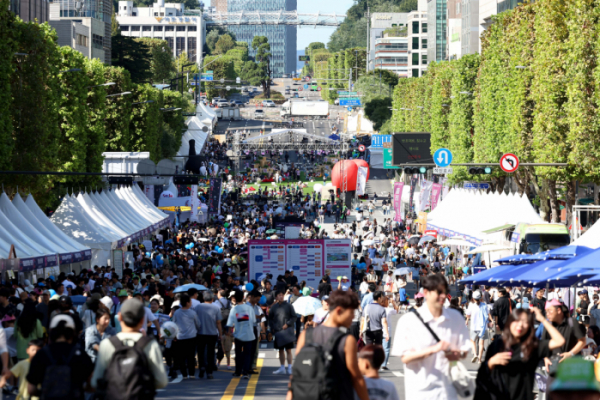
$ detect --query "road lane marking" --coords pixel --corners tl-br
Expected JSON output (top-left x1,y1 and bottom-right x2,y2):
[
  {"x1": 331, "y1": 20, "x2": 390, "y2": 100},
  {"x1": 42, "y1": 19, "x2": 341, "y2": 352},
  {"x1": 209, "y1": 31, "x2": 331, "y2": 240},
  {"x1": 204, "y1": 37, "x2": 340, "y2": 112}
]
[
  {"x1": 220, "y1": 374, "x2": 242, "y2": 400},
  {"x1": 242, "y1": 359, "x2": 264, "y2": 400},
  {"x1": 258, "y1": 353, "x2": 266, "y2": 358},
  {"x1": 392, "y1": 371, "x2": 404, "y2": 377}
]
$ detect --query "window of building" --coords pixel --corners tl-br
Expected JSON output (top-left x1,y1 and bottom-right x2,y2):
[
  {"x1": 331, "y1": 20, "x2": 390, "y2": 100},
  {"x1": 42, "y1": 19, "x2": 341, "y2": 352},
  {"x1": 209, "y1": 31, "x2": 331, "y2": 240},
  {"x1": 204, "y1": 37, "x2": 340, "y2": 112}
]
[
  {"x1": 154, "y1": 12, "x2": 158, "y2": 16},
  {"x1": 412, "y1": 37, "x2": 419, "y2": 49},
  {"x1": 76, "y1": 34, "x2": 87, "y2": 47},
  {"x1": 422, "y1": 23, "x2": 428, "y2": 33},
  {"x1": 142, "y1": 25, "x2": 151, "y2": 31},
  {"x1": 131, "y1": 26, "x2": 140, "y2": 31},
  {"x1": 165, "y1": 26, "x2": 174, "y2": 31},
  {"x1": 392, "y1": 23, "x2": 397, "y2": 27},
  {"x1": 166, "y1": 37, "x2": 173, "y2": 50},
  {"x1": 121, "y1": 25, "x2": 129, "y2": 31},
  {"x1": 412, "y1": 53, "x2": 419, "y2": 65},
  {"x1": 412, "y1": 21, "x2": 419, "y2": 34},
  {"x1": 422, "y1": 38, "x2": 427, "y2": 48},
  {"x1": 154, "y1": 26, "x2": 163, "y2": 31},
  {"x1": 412, "y1": 69, "x2": 419, "y2": 77},
  {"x1": 422, "y1": 54, "x2": 427, "y2": 64},
  {"x1": 188, "y1": 25, "x2": 196, "y2": 31},
  {"x1": 188, "y1": 37, "x2": 196, "y2": 61},
  {"x1": 176, "y1": 26, "x2": 186, "y2": 31},
  {"x1": 456, "y1": 2, "x2": 460, "y2": 13},
  {"x1": 176, "y1": 37, "x2": 185, "y2": 56},
  {"x1": 92, "y1": 34, "x2": 103, "y2": 49}
]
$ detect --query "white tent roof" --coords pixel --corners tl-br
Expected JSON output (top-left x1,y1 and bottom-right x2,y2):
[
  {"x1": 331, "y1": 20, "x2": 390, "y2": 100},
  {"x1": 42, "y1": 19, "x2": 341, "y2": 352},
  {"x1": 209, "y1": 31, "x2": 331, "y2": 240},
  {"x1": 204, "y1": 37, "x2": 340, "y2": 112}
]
[
  {"x1": 0, "y1": 193, "x2": 72, "y2": 255},
  {"x1": 105, "y1": 189, "x2": 152, "y2": 229},
  {"x1": 51, "y1": 195, "x2": 115, "y2": 251},
  {"x1": 129, "y1": 185, "x2": 169, "y2": 220},
  {"x1": 97, "y1": 191, "x2": 147, "y2": 232},
  {"x1": 426, "y1": 189, "x2": 543, "y2": 245},
  {"x1": 347, "y1": 111, "x2": 375, "y2": 134},
  {"x1": 118, "y1": 187, "x2": 162, "y2": 223},
  {"x1": 572, "y1": 221, "x2": 600, "y2": 249},
  {"x1": 178, "y1": 118, "x2": 209, "y2": 157},
  {"x1": 196, "y1": 102, "x2": 217, "y2": 124},
  {"x1": 88, "y1": 191, "x2": 141, "y2": 235},
  {"x1": 23, "y1": 194, "x2": 89, "y2": 253},
  {"x1": 76, "y1": 193, "x2": 128, "y2": 240},
  {"x1": 112, "y1": 189, "x2": 157, "y2": 226}
]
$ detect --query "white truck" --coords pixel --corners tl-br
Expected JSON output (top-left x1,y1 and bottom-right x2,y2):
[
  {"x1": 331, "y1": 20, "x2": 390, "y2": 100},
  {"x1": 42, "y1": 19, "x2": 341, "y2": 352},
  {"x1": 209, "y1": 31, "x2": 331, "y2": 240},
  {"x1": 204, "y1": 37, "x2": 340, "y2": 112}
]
[
  {"x1": 215, "y1": 107, "x2": 242, "y2": 121},
  {"x1": 280, "y1": 100, "x2": 329, "y2": 119}
]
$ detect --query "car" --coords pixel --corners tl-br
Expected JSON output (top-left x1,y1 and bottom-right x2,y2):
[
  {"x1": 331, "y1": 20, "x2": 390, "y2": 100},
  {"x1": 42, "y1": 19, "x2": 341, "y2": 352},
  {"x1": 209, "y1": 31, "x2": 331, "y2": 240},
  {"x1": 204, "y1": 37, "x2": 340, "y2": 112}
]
[
  {"x1": 254, "y1": 109, "x2": 265, "y2": 119},
  {"x1": 334, "y1": 99, "x2": 340, "y2": 105},
  {"x1": 231, "y1": 100, "x2": 244, "y2": 107},
  {"x1": 285, "y1": 90, "x2": 290, "y2": 95},
  {"x1": 216, "y1": 99, "x2": 229, "y2": 107},
  {"x1": 211, "y1": 97, "x2": 221, "y2": 105},
  {"x1": 262, "y1": 100, "x2": 276, "y2": 107}
]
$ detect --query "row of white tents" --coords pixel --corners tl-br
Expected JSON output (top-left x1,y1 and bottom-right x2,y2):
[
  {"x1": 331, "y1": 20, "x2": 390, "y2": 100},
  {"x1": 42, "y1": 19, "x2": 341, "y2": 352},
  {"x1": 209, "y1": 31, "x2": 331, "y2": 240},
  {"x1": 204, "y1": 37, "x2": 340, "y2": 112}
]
[{"x1": 51, "y1": 185, "x2": 170, "y2": 268}]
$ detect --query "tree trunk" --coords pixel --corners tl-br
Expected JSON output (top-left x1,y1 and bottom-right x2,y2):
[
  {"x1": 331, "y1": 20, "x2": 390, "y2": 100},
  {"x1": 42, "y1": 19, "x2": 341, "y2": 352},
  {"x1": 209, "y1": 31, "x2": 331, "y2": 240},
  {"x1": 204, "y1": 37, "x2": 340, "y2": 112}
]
[
  {"x1": 526, "y1": 168, "x2": 550, "y2": 221},
  {"x1": 547, "y1": 179, "x2": 560, "y2": 223},
  {"x1": 514, "y1": 169, "x2": 529, "y2": 196},
  {"x1": 492, "y1": 176, "x2": 506, "y2": 193},
  {"x1": 566, "y1": 180, "x2": 577, "y2": 228}
]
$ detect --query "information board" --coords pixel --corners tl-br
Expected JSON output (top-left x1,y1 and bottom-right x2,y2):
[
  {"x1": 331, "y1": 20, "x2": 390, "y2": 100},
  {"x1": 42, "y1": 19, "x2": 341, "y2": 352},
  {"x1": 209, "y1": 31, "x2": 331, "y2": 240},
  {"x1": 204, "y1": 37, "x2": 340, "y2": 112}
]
[
  {"x1": 340, "y1": 98, "x2": 362, "y2": 106},
  {"x1": 207, "y1": 178, "x2": 222, "y2": 214},
  {"x1": 248, "y1": 240, "x2": 287, "y2": 281},
  {"x1": 323, "y1": 239, "x2": 352, "y2": 286},
  {"x1": 392, "y1": 132, "x2": 431, "y2": 165},
  {"x1": 285, "y1": 240, "x2": 323, "y2": 290}
]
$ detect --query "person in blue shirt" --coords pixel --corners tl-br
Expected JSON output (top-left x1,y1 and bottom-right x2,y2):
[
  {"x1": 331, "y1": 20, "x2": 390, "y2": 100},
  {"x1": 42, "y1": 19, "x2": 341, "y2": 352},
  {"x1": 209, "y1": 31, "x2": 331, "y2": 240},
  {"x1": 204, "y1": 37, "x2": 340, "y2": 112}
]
[
  {"x1": 398, "y1": 282, "x2": 409, "y2": 312},
  {"x1": 361, "y1": 283, "x2": 376, "y2": 310}
]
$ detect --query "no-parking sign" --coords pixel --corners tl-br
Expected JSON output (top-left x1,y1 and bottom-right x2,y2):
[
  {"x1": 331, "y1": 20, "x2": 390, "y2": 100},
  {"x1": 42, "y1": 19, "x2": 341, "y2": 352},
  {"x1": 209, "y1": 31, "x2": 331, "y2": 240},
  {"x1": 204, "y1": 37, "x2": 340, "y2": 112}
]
[
  {"x1": 358, "y1": 144, "x2": 366, "y2": 152},
  {"x1": 499, "y1": 153, "x2": 519, "y2": 173}
]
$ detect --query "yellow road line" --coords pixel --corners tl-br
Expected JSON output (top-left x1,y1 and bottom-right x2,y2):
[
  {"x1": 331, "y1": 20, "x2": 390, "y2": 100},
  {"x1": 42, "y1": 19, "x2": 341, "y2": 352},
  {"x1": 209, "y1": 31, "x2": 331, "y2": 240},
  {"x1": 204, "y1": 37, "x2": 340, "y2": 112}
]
[
  {"x1": 242, "y1": 359, "x2": 264, "y2": 400},
  {"x1": 220, "y1": 375, "x2": 241, "y2": 400}
]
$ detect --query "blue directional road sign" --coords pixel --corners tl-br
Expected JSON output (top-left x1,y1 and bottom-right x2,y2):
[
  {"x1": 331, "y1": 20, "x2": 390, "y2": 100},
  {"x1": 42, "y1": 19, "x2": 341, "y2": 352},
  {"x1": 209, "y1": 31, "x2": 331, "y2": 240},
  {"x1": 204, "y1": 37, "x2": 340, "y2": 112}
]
[
  {"x1": 347, "y1": 107, "x2": 352, "y2": 111},
  {"x1": 434, "y1": 148, "x2": 453, "y2": 167},
  {"x1": 303, "y1": 84, "x2": 309, "y2": 90}
]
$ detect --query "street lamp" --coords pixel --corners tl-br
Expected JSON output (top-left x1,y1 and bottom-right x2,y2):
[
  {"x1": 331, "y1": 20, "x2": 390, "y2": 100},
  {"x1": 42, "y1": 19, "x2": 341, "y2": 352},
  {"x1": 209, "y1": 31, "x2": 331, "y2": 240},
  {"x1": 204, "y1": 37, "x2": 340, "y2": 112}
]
[
  {"x1": 88, "y1": 82, "x2": 116, "y2": 88},
  {"x1": 106, "y1": 91, "x2": 132, "y2": 98},
  {"x1": 160, "y1": 107, "x2": 182, "y2": 112},
  {"x1": 132, "y1": 100, "x2": 155, "y2": 105},
  {"x1": 59, "y1": 68, "x2": 82, "y2": 73}
]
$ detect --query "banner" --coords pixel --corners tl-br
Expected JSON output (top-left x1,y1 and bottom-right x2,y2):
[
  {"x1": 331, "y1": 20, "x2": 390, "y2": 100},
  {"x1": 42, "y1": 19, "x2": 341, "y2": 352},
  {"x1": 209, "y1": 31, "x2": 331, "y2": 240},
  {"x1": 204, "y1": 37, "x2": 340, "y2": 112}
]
[
  {"x1": 323, "y1": 239, "x2": 352, "y2": 287},
  {"x1": 356, "y1": 166, "x2": 368, "y2": 196},
  {"x1": 144, "y1": 185, "x2": 155, "y2": 204},
  {"x1": 286, "y1": 240, "x2": 324, "y2": 289},
  {"x1": 430, "y1": 183, "x2": 442, "y2": 211},
  {"x1": 409, "y1": 176, "x2": 418, "y2": 211},
  {"x1": 207, "y1": 178, "x2": 222, "y2": 214},
  {"x1": 393, "y1": 182, "x2": 404, "y2": 222},
  {"x1": 190, "y1": 184, "x2": 199, "y2": 222},
  {"x1": 419, "y1": 180, "x2": 433, "y2": 212}
]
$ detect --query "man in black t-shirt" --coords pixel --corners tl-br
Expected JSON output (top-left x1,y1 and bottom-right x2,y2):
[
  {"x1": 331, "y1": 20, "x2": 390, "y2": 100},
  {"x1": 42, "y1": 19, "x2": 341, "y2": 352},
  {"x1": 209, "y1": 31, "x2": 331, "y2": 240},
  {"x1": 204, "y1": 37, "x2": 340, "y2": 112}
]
[
  {"x1": 542, "y1": 300, "x2": 586, "y2": 375},
  {"x1": 491, "y1": 288, "x2": 512, "y2": 332},
  {"x1": 532, "y1": 288, "x2": 547, "y2": 316}
]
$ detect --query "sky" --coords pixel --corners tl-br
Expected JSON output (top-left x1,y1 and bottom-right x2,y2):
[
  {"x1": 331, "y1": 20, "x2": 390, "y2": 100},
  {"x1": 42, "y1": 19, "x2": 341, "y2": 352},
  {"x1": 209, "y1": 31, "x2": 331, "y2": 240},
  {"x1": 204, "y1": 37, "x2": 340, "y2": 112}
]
[{"x1": 296, "y1": 0, "x2": 355, "y2": 50}]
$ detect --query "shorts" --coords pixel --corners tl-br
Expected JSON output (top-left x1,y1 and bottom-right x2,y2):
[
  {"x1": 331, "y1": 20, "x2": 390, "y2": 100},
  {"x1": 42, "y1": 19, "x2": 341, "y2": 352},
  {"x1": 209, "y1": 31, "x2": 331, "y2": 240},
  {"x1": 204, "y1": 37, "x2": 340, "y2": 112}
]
[
  {"x1": 222, "y1": 335, "x2": 233, "y2": 352},
  {"x1": 275, "y1": 342, "x2": 295, "y2": 350},
  {"x1": 470, "y1": 330, "x2": 483, "y2": 341},
  {"x1": 400, "y1": 300, "x2": 409, "y2": 306}
]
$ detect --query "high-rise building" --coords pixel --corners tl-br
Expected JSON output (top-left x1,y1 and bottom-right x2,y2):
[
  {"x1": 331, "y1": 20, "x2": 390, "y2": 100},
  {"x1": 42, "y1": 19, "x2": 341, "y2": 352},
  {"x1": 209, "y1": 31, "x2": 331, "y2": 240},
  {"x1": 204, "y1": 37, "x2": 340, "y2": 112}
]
[
  {"x1": 211, "y1": 0, "x2": 227, "y2": 13},
  {"x1": 116, "y1": 1, "x2": 205, "y2": 64},
  {"x1": 427, "y1": 0, "x2": 447, "y2": 62},
  {"x1": 460, "y1": 0, "x2": 479, "y2": 56},
  {"x1": 226, "y1": 0, "x2": 297, "y2": 77},
  {"x1": 48, "y1": 0, "x2": 112, "y2": 64},
  {"x1": 369, "y1": 13, "x2": 408, "y2": 72},
  {"x1": 407, "y1": 8, "x2": 428, "y2": 77},
  {"x1": 447, "y1": 0, "x2": 461, "y2": 60},
  {"x1": 10, "y1": 0, "x2": 49, "y2": 23}
]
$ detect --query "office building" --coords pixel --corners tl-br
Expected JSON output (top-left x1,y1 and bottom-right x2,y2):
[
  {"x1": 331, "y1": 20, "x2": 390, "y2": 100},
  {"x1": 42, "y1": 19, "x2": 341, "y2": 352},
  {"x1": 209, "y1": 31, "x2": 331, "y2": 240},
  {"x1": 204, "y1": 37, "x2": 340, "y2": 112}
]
[
  {"x1": 460, "y1": 0, "x2": 479, "y2": 56},
  {"x1": 117, "y1": 0, "x2": 205, "y2": 64},
  {"x1": 407, "y1": 8, "x2": 428, "y2": 77},
  {"x1": 226, "y1": 0, "x2": 297, "y2": 77},
  {"x1": 369, "y1": 13, "x2": 408, "y2": 72},
  {"x1": 48, "y1": 0, "x2": 111, "y2": 64},
  {"x1": 373, "y1": 36, "x2": 408, "y2": 77},
  {"x1": 210, "y1": 0, "x2": 227, "y2": 13},
  {"x1": 447, "y1": 0, "x2": 461, "y2": 59},
  {"x1": 427, "y1": 0, "x2": 447, "y2": 63},
  {"x1": 10, "y1": 0, "x2": 49, "y2": 23}
]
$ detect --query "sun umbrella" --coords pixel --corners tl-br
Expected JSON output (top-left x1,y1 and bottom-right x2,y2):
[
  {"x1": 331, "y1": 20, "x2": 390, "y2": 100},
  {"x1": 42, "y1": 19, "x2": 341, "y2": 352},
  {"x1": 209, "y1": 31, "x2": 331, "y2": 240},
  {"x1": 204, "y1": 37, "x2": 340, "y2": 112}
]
[
  {"x1": 292, "y1": 296, "x2": 323, "y2": 316},
  {"x1": 408, "y1": 235, "x2": 421, "y2": 246},
  {"x1": 418, "y1": 235, "x2": 436, "y2": 245},
  {"x1": 173, "y1": 283, "x2": 208, "y2": 293},
  {"x1": 394, "y1": 267, "x2": 411, "y2": 276},
  {"x1": 362, "y1": 239, "x2": 374, "y2": 246}
]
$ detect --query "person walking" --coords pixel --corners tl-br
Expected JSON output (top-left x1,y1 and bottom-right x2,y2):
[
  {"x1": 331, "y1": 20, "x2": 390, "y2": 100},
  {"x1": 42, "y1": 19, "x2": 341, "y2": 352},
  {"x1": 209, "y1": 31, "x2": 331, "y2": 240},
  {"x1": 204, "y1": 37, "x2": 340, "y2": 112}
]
[
  {"x1": 362, "y1": 291, "x2": 389, "y2": 346},
  {"x1": 465, "y1": 291, "x2": 491, "y2": 363},
  {"x1": 269, "y1": 290, "x2": 297, "y2": 375},
  {"x1": 84, "y1": 308, "x2": 115, "y2": 363},
  {"x1": 473, "y1": 307, "x2": 565, "y2": 400},
  {"x1": 391, "y1": 274, "x2": 471, "y2": 400},
  {"x1": 172, "y1": 294, "x2": 201, "y2": 380},
  {"x1": 226, "y1": 290, "x2": 256, "y2": 379},
  {"x1": 194, "y1": 291, "x2": 222, "y2": 379}
]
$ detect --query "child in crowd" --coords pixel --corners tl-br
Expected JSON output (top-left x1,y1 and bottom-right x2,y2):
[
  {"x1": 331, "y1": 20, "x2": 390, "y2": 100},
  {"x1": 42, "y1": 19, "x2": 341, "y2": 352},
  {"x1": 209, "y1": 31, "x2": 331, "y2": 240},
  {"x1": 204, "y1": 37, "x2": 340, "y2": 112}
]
[
  {"x1": 357, "y1": 345, "x2": 400, "y2": 400},
  {"x1": 0, "y1": 339, "x2": 43, "y2": 400}
]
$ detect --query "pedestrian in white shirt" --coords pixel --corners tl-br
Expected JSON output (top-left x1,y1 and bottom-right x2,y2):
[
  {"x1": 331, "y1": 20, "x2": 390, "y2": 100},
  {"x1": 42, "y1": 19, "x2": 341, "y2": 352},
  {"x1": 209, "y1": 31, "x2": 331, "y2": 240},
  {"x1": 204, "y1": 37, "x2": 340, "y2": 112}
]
[{"x1": 391, "y1": 274, "x2": 471, "y2": 400}]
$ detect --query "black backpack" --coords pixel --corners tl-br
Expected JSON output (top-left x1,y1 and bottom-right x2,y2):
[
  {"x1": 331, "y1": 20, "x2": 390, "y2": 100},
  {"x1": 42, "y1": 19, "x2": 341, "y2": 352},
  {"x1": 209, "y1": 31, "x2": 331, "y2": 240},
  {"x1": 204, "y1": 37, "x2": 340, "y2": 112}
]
[
  {"x1": 98, "y1": 336, "x2": 156, "y2": 400},
  {"x1": 40, "y1": 345, "x2": 79, "y2": 400},
  {"x1": 291, "y1": 327, "x2": 345, "y2": 400}
]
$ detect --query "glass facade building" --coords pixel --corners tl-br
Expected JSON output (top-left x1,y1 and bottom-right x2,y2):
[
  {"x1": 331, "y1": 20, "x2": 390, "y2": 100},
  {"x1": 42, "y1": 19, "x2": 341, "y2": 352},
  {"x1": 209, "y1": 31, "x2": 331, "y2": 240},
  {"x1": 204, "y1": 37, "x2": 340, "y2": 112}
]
[
  {"x1": 227, "y1": 0, "x2": 297, "y2": 77},
  {"x1": 427, "y1": 0, "x2": 447, "y2": 63}
]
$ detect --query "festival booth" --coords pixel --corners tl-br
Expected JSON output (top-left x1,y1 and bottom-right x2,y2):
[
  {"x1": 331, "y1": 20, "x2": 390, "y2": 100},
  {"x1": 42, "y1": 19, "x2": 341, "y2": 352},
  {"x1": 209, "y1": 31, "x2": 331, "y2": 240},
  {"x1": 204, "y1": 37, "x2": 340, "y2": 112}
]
[
  {"x1": 52, "y1": 186, "x2": 170, "y2": 275},
  {"x1": 346, "y1": 111, "x2": 375, "y2": 135},
  {"x1": 571, "y1": 219, "x2": 600, "y2": 249},
  {"x1": 427, "y1": 189, "x2": 543, "y2": 265},
  {"x1": 196, "y1": 102, "x2": 217, "y2": 131},
  {"x1": 158, "y1": 197, "x2": 209, "y2": 224}
]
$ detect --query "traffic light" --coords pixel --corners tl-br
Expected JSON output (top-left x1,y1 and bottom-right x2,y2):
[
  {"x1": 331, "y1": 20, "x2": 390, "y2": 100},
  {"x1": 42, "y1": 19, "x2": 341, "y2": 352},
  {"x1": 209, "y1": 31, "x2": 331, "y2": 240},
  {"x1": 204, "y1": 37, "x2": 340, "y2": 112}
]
[
  {"x1": 468, "y1": 167, "x2": 493, "y2": 175},
  {"x1": 404, "y1": 167, "x2": 428, "y2": 175}
]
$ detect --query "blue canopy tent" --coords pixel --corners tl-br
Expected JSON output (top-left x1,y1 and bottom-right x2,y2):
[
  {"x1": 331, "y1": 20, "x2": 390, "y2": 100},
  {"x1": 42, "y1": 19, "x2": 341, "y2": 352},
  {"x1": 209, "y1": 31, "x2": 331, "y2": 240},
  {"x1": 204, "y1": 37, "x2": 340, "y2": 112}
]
[
  {"x1": 460, "y1": 264, "x2": 534, "y2": 285},
  {"x1": 494, "y1": 254, "x2": 532, "y2": 265},
  {"x1": 328, "y1": 134, "x2": 340, "y2": 140},
  {"x1": 493, "y1": 245, "x2": 592, "y2": 266}
]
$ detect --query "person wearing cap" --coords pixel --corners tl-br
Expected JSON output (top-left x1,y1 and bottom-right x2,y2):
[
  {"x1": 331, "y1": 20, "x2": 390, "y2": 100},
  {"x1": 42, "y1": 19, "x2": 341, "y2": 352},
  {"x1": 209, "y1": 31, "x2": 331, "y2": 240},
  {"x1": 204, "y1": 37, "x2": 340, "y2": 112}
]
[
  {"x1": 542, "y1": 299, "x2": 587, "y2": 377},
  {"x1": 91, "y1": 299, "x2": 167, "y2": 390},
  {"x1": 465, "y1": 290, "x2": 491, "y2": 364},
  {"x1": 577, "y1": 290, "x2": 591, "y2": 323},
  {"x1": 247, "y1": 290, "x2": 266, "y2": 373},
  {"x1": 27, "y1": 314, "x2": 94, "y2": 399},
  {"x1": 548, "y1": 357, "x2": 600, "y2": 399}
]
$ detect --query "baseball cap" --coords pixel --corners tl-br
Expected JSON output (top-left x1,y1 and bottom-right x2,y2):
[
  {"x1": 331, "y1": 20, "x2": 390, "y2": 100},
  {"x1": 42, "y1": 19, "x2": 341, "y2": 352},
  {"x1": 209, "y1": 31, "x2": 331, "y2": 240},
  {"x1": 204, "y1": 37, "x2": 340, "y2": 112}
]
[
  {"x1": 472, "y1": 291, "x2": 482, "y2": 300},
  {"x1": 550, "y1": 357, "x2": 600, "y2": 392},
  {"x1": 50, "y1": 314, "x2": 76, "y2": 330},
  {"x1": 59, "y1": 296, "x2": 72, "y2": 307},
  {"x1": 117, "y1": 289, "x2": 128, "y2": 297},
  {"x1": 546, "y1": 299, "x2": 563, "y2": 309},
  {"x1": 580, "y1": 289, "x2": 589, "y2": 295},
  {"x1": 120, "y1": 298, "x2": 145, "y2": 328},
  {"x1": 100, "y1": 296, "x2": 114, "y2": 311}
]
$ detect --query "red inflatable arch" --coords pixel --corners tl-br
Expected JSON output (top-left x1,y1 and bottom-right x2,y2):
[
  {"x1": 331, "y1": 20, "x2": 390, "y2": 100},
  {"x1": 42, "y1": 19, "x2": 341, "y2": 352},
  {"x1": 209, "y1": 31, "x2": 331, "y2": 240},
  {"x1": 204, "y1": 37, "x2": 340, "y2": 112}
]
[{"x1": 331, "y1": 160, "x2": 370, "y2": 191}]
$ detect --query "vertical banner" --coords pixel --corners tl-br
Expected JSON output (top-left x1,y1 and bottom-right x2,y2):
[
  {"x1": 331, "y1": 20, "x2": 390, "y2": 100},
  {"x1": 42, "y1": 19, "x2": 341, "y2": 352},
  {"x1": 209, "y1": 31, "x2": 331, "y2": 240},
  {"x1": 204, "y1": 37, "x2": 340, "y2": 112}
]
[
  {"x1": 286, "y1": 240, "x2": 324, "y2": 290},
  {"x1": 190, "y1": 184, "x2": 199, "y2": 222},
  {"x1": 248, "y1": 240, "x2": 287, "y2": 281},
  {"x1": 207, "y1": 178, "x2": 222, "y2": 214},
  {"x1": 323, "y1": 239, "x2": 352, "y2": 288},
  {"x1": 144, "y1": 185, "x2": 155, "y2": 204},
  {"x1": 419, "y1": 180, "x2": 433, "y2": 212},
  {"x1": 356, "y1": 166, "x2": 368, "y2": 196},
  {"x1": 112, "y1": 249, "x2": 123, "y2": 278},
  {"x1": 409, "y1": 176, "x2": 418, "y2": 211},
  {"x1": 430, "y1": 183, "x2": 442, "y2": 211},
  {"x1": 441, "y1": 177, "x2": 450, "y2": 199},
  {"x1": 393, "y1": 182, "x2": 404, "y2": 222}
]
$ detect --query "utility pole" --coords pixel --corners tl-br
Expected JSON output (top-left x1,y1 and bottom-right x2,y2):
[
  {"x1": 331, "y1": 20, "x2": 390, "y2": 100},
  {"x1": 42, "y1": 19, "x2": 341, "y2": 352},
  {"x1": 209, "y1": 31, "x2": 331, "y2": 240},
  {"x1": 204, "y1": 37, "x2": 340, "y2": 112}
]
[{"x1": 365, "y1": 7, "x2": 370, "y2": 71}]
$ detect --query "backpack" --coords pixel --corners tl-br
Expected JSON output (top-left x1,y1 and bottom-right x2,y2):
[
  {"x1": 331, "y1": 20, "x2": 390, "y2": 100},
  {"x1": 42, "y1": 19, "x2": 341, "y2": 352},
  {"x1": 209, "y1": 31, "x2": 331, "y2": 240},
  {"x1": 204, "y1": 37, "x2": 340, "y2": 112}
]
[
  {"x1": 291, "y1": 327, "x2": 346, "y2": 400},
  {"x1": 98, "y1": 336, "x2": 156, "y2": 400},
  {"x1": 40, "y1": 345, "x2": 79, "y2": 400},
  {"x1": 220, "y1": 297, "x2": 231, "y2": 322}
]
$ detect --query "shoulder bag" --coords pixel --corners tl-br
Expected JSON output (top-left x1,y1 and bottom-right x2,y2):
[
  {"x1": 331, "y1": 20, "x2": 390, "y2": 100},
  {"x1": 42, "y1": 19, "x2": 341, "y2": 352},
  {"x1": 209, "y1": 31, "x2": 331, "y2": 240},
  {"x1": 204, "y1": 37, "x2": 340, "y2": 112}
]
[{"x1": 410, "y1": 309, "x2": 475, "y2": 399}]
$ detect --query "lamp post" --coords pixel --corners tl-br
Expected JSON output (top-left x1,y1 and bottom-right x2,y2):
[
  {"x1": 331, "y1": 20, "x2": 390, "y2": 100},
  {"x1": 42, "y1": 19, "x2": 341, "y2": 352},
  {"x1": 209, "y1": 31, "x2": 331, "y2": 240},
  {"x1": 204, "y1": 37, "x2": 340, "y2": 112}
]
[{"x1": 106, "y1": 91, "x2": 132, "y2": 98}]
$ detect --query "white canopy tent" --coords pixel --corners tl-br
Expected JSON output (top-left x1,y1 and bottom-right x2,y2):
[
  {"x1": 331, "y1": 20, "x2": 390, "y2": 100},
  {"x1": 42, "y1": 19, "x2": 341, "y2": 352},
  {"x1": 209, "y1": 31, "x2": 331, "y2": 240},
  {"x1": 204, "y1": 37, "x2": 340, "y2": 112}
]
[
  {"x1": 347, "y1": 111, "x2": 375, "y2": 134},
  {"x1": 76, "y1": 193, "x2": 129, "y2": 241},
  {"x1": 572, "y1": 220, "x2": 600, "y2": 249},
  {"x1": 178, "y1": 117, "x2": 210, "y2": 157},
  {"x1": 196, "y1": 102, "x2": 217, "y2": 128},
  {"x1": 426, "y1": 189, "x2": 543, "y2": 245},
  {"x1": 128, "y1": 186, "x2": 169, "y2": 221}
]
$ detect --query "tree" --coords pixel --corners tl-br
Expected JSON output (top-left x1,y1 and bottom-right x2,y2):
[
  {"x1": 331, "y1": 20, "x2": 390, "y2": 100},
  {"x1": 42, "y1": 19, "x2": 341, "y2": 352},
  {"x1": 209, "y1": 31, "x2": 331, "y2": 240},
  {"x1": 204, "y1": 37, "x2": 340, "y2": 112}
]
[
  {"x1": 206, "y1": 30, "x2": 220, "y2": 54},
  {"x1": 0, "y1": 0, "x2": 16, "y2": 172},
  {"x1": 364, "y1": 98, "x2": 392, "y2": 130},
  {"x1": 367, "y1": 69, "x2": 399, "y2": 88},
  {"x1": 252, "y1": 36, "x2": 272, "y2": 98},
  {"x1": 354, "y1": 75, "x2": 392, "y2": 104},
  {"x1": 215, "y1": 34, "x2": 235, "y2": 55},
  {"x1": 136, "y1": 37, "x2": 176, "y2": 83},
  {"x1": 111, "y1": 35, "x2": 152, "y2": 83},
  {"x1": 111, "y1": 6, "x2": 120, "y2": 36}
]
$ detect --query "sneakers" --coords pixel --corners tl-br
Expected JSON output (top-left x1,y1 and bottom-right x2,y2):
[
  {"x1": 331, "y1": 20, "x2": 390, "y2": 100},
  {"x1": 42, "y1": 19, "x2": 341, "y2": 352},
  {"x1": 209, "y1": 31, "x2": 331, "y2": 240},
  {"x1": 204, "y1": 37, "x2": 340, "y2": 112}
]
[
  {"x1": 471, "y1": 355, "x2": 478, "y2": 363},
  {"x1": 242, "y1": 375, "x2": 250, "y2": 379},
  {"x1": 380, "y1": 366, "x2": 389, "y2": 371},
  {"x1": 169, "y1": 374, "x2": 183, "y2": 384},
  {"x1": 273, "y1": 366, "x2": 286, "y2": 374},
  {"x1": 287, "y1": 365, "x2": 293, "y2": 374},
  {"x1": 207, "y1": 374, "x2": 214, "y2": 380},
  {"x1": 232, "y1": 373, "x2": 242, "y2": 377},
  {"x1": 227, "y1": 365, "x2": 233, "y2": 370}
]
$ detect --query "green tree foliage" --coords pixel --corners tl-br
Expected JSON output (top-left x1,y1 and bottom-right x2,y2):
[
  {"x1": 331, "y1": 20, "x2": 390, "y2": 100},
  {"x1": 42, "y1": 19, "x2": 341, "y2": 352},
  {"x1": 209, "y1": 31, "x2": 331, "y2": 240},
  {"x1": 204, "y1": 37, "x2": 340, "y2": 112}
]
[
  {"x1": 206, "y1": 29, "x2": 220, "y2": 54},
  {"x1": 112, "y1": 35, "x2": 152, "y2": 83},
  {"x1": 136, "y1": 38, "x2": 176, "y2": 83},
  {"x1": 215, "y1": 34, "x2": 235, "y2": 55},
  {"x1": 364, "y1": 98, "x2": 392, "y2": 130},
  {"x1": 104, "y1": 66, "x2": 133, "y2": 152},
  {"x1": 85, "y1": 58, "x2": 108, "y2": 188},
  {"x1": 252, "y1": 36, "x2": 272, "y2": 97},
  {"x1": 0, "y1": 0, "x2": 16, "y2": 172},
  {"x1": 355, "y1": 75, "x2": 392, "y2": 105},
  {"x1": 367, "y1": 69, "x2": 399, "y2": 88}
]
